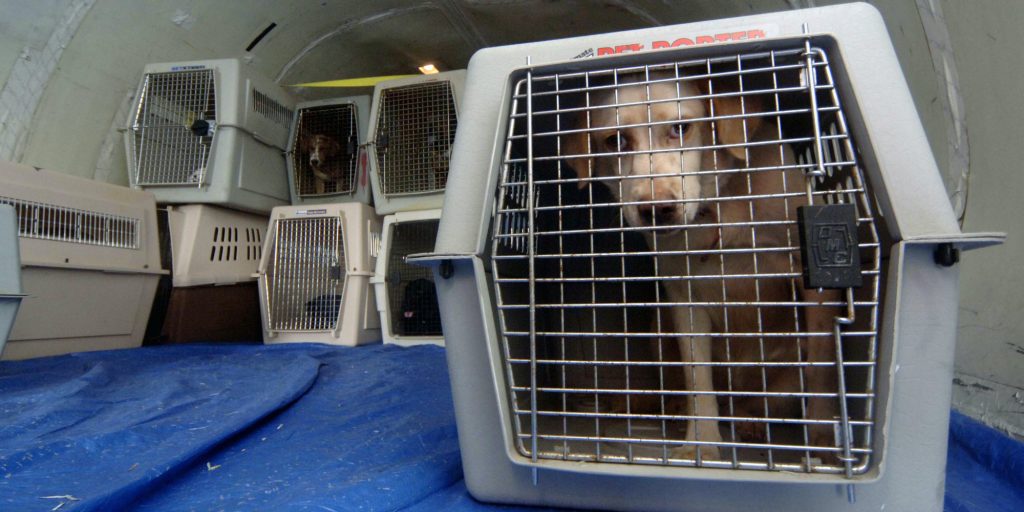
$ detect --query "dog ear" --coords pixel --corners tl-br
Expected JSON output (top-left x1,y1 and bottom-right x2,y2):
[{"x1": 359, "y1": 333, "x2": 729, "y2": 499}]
[
  {"x1": 562, "y1": 123, "x2": 594, "y2": 190},
  {"x1": 699, "y1": 78, "x2": 764, "y2": 162}
]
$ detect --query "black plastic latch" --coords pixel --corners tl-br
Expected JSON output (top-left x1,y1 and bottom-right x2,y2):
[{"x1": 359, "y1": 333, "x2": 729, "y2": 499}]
[
  {"x1": 439, "y1": 260, "x2": 454, "y2": 279},
  {"x1": 797, "y1": 204, "x2": 862, "y2": 289},
  {"x1": 934, "y1": 243, "x2": 960, "y2": 267}
]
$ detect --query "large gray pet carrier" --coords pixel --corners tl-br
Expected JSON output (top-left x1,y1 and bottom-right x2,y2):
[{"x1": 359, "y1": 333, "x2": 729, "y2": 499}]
[{"x1": 412, "y1": 4, "x2": 1003, "y2": 512}]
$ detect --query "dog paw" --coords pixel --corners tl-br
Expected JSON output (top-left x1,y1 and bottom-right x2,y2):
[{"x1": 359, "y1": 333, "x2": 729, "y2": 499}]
[{"x1": 670, "y1": 444, "x2": 721, "y2": 462}]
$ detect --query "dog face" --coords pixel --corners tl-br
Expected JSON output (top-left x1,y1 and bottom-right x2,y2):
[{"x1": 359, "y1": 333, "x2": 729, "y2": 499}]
[
  {"x1": 301, "y1": 134, "x2": 342, "y2": 172},
  {"x1": 565, "y1": 74, "x2": 761, "y2": 232}
]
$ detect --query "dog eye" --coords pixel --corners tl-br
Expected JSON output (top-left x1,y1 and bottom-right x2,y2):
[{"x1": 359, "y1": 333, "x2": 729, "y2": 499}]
[
  {"x1": 604, "y1": 133, "x2": 628, "y2": 152},
  {"x1": 669, "y1": 123, "x2": 689, "y2": 138}
]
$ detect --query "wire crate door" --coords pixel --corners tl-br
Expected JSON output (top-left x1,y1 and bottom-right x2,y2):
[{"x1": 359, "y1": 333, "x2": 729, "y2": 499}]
[
  {"x1": 373, "y1": 81, "x2": 458, "y2": 197},
  {"x1": 385, "y1": 219, "x2": 442, "y2": 338},
  {"x1": 130, "y1": 69, "x2": 217, "y2": 186},
  {"x1": 292, "y1": 104, "x2": 360, "y2": 197},
  {"x1": 489, "y1": 43, "x2": 884, "y2": 478},
  {"x1": 265, "y1": 216, "x2": 348, "y2": 332}
]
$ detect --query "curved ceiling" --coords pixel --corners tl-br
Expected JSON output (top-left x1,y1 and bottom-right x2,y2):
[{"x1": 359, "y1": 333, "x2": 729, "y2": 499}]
[{"x1": 155, "y1": 0, "x2": 793, "y2": 99}]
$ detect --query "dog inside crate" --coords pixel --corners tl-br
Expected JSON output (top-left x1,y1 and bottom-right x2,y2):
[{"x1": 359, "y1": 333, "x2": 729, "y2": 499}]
[
  {"x1": 491, "y1": 44, "x2": 886, "y2": 474},
  {"x1": 387, "y1": 220, "x2": 443, "y2": 337},
  {"x1": 375, "y1": 82, "x2": 457, "y2": 196},
  {"x1": 293, "y1": 105, "x2": 359, "y2": 196}
]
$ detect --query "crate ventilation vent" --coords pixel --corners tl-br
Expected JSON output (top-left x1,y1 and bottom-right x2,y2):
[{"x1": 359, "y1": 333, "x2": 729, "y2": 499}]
[{"x1": 0, "y1": 196, "x2": 140, "y2": 250}]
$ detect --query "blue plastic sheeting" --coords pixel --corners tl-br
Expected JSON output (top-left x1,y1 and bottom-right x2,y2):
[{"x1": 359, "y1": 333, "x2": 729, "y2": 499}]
[
  {"x1": 0, "y1": 343, "x2": 1020, "y2": 512},
  {"x1": 945, "y1": 411, "x2": 1024, "y2": 512}
]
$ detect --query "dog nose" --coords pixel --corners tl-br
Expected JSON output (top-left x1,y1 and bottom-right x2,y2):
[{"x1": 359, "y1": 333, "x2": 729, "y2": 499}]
[
  {"x1": 310, "y1": 157, "x2": 320, "y2": 166},
  {"x1": 636, "y1": 203, "x2": 677, "y2": 226}
]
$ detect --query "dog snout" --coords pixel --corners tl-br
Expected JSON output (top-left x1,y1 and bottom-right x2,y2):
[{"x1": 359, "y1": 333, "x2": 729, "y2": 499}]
[{"x1": 635, "y1": 202, "x2": 679, "y2": 227}]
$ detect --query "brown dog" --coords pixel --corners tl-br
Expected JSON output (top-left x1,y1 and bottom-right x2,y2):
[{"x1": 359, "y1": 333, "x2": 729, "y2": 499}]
[
  {"x1": 299, "y1": 133, "x2": 344, "y2": 194},
  {"x1": 564, "y1": 72, "x2": 841, "y2": 463}
]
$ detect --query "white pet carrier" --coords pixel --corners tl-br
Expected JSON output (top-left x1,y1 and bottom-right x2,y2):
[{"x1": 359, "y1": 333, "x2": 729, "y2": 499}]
[
  {"x1": 410, "y1": 4, "x2": 1003, "y2": 512},
  {"x1": 370, "y1": 209, "x2": 443, "y2": 346},
  {"x1": 125, "y1": 58, "x2": 295, "y2": 214},
  {"x1": 0, "y1": 204, "x2": 24, "y2": 356},
  {"x1": 142, "y1": 205, "x2": 268, "y2": 344},
  {"x1": 256, "y1": 203, "x2": 382, "y2": 346},
  {"x1": 0, "y1": 161, "x2": 164, "y2": 360},
  {"x1": 366, "y1": 70, "x2": 466, "y2": 215},
  {"x1": 165, "y1": 204, "x2": 267, "y2": 287},
  {"x1": 287, "y1": 96, "x2": 372, "y2": 205}
]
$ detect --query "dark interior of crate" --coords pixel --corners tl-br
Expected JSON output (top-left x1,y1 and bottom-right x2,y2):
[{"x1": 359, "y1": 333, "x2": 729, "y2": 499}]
[{"x1": 387, "y1": 219, "x2": 442, "y2": 337}]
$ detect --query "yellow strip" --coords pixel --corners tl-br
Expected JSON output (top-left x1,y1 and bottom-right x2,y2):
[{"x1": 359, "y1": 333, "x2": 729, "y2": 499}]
[{"x1": 289, "y1": 75, "x2": 418, "y2": 88}]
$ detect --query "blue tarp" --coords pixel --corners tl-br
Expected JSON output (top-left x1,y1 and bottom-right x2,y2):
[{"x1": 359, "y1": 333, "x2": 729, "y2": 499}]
[{"x1": 0, "y1": 343, "x2": 1020, "y2": 511}]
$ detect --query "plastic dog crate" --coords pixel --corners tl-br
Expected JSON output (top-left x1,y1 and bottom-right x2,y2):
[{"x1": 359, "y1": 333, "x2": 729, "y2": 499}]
[
  {"x1": 410, "y1": 4, "x2": 1004, "y2": 512},
  {"x1": 366, "y1": 70, "x2": 466, "y2": 215},
  {"x1": 125, "y1": 58, "x2": 295, "y2": 214},
  {"x1": 0, "y1": 161, "x2": 165, "y2": 360},
  {"x1": 165, "y1": 204, "x2": 267, "y2": 288},
  {"x1": 142, "y1": 204, "x2": 267, "y2": 344},
  {"x1": 256, "y1": 203, "x2": 382, "y2": 346},
  {"x1": 0, "y1": 204, "x2": 24, "y2": 356},
  {"x1": 370, "y1": 209, "x2": 443, "y2": 346},
  {"x1": 288, "y1": 96, "x2": 373, "y2": 205}
]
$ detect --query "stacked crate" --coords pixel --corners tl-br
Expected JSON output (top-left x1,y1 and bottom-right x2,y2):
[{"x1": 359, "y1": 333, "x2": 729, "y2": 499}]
[{"x1": 366, "y1": 71, "x2": 466, "y2": 346}]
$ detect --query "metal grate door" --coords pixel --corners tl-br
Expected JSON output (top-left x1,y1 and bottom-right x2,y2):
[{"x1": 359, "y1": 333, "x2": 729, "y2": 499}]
[
  {"x1": 0, "y1": 196, "x2": 139, "y2": 249},
  {"x1": 292, "y1": 104, "x2": 359, "y2": 196},
  {"x1": 373, "y1": 81, "x2": 457, "y2": 196},
  {"x1": 386, "y1": 219, "x2": 441, "y2": 337},
  {"x1": 130, "y1": 69, "x2": 217, "y2": 186},
  {"x1": 265, "y1": 216, "x2": 347, "y2": 331},
  {"x1": 490, "y1": 42, "x2": 884, "y2": 477}
]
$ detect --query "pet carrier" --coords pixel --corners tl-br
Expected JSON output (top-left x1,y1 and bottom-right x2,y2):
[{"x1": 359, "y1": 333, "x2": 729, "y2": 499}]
[
  {"x1": 0, "y1": 205, "x2": 24, "y2": 356},
  {"x1": 0, "y1": 161, "x2": 164, "y2": 360},
  {"x1": 143, "y1": 204, "x2": 266, "y2": 344},
  {"x1": 287, "y1": 96, "x2": 372, "y2": 205},
  {"x1": 370, "y1": 209, "x2": 443, "y2": 346},
  {"x1": 165, "y1": 204, "x2": 267, "y2": 288},
  {"x1": 256, "y1": 203, "x2": 382, "y2": 346},
  {"x1": 366, "y1": 70, "x2": 466, "y2": 215},
  {"x1": 125, "y1": 58, "x2": 295, "y2": 214},
  {"x1": 409, "y1": 4, "x2": 1004, "y2": 512}
]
